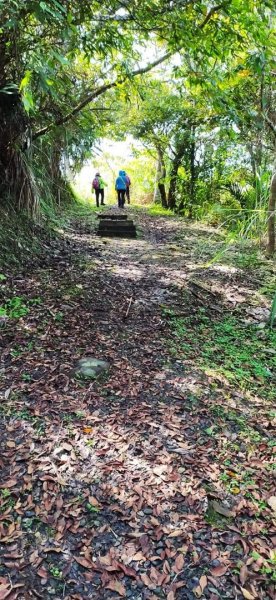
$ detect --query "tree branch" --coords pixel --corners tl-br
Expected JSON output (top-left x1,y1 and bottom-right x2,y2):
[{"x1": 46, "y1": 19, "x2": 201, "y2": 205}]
[
  {"x1": 265, "y1": 114, "x2": 276, "y2": 139},
  {"x1": 199, "y1": 3, "x2": 227, "y2": 29},
  {"x1": 32, "y1": 51, "x2": 174, "y2": 141}
]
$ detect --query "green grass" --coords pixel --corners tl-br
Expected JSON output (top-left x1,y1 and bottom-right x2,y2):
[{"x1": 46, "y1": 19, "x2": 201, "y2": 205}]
[
  {"x1": 165, "y1": 308, "x2": 276, "y2": 399},
  {"x1": 146, "y1": 205, "x2": 175, "y2": 217}
]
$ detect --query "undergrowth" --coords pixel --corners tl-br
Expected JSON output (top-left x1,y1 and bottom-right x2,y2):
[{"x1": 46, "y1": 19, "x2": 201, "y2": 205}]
[{"x1": 165, "y1": 308, "x2": 276, "y2": 401}]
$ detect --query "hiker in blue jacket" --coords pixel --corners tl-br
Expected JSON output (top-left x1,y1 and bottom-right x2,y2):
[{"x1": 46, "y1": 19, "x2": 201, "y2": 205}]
[{"x1": 115, "y1": 170, "x2": 127, "y2": 208}]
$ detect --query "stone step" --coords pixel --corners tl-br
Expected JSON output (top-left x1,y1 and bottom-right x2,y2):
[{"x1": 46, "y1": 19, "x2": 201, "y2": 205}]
[
  {"x1": 98, "y1": 219, "x2": 134, "y2": 228},
  {"x1": 98, "y1": 226, "x2": 136, "y2": 238},
  {"x1": 98, "y1": 213, "x2": 128, "y2": 220}
]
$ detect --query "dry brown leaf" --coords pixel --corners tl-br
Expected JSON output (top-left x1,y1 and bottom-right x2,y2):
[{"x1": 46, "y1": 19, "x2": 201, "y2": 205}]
[
  {"x1": 74, "y1": 556, "x2": 93, "y2": 569},
  {"x1": 140, "y1": 573, "x2": 154, "y2": 589},
  {"x1": 199, "y1": 575, "x2": 207, "y2": 591},
  {"x1": 149, "y1": 566, "x2": 160, "y2": 584},
  {"x1": 0, "y1": 587, "x2": 11, "y2": 600},
  {"x1": 88, "y1": 495, "x2": 100, "y2": 507},
  {"x1": 0, "y1": 480, "x2": 17, "y2": 489},
  {"x1": 131, "y1": 552, "x2": 145, "y2": 562},
  {"x1": 167, "y1": 592, "x2": 175, "y2": 600},
  {"x1": 62, "y1": 442, "x2": 73, "y2": 451},
  {"x1": 267, "y1": 496, "x2": 276, "y2": 512},
  {"x1": 168, "y1": 529, "x2": 183, "y2": 537},
  {"x1": 83, "y1": 426, "x2": 93, "y2": 434},
  {"x1": 211, "y1": 500, "x2": 235, "y2": 518},
  {"x1": 174, "y1": 554, "x2": 184, "y2": 572},
  {"x1": 193, "y1": 575, "x2": 208, "y2": 598},
  {"x1": 6, "y1": 441, "x2": 15, "y2": 448},
  {"x1": 239, "y1": 564, "x2": 248, "y2": 585},
  {"x1": 153, "y1": 465, "x2": 167, "y2": 476},
  {"x1": 241, "y1": 588, "x2": 256, "y2": 599},
  {"x1": 106, "y1": 580, "x2": 126, "y2": 596},
  {"x1": 210, "y1": 564, "x2": 229, "y2": 577},
  {"x1": 37, "y1": 567, "x2": 48, "y2": 579}
]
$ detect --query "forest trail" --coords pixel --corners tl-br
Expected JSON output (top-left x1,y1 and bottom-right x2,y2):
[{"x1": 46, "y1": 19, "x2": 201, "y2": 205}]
[{"x1": 0, "y1": 208, "x2": 275, "y2": 600}]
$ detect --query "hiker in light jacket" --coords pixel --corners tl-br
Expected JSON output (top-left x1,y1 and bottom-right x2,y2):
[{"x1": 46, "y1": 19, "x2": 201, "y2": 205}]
[
  {"x1": 115, "y1": 170, "x2": 127, "y2": 208},
  {"x1": 92, "y1": 172, "x2": 107, "y2": 207}
]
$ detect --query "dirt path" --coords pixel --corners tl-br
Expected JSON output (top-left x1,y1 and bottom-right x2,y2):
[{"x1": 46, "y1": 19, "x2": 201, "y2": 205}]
[{"x1": 0, "y1": 209, "x2": 275, "y2": 600}]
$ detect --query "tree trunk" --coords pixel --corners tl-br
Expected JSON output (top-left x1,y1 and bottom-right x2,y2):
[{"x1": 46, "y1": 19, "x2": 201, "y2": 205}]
[
  {"x1": 153, "y1": 155, "x2": 161, "y2": 204},
  {"x1": 154, "y1": 145, "x2": 167, "y2": 207},
  {"x1": 188, "y1": 125, "x2": 196, "y2": 219},
  {"x1": 267, "y1": 172, "x2": 276, "y2": 255},
  {"x1": 0, "y1": 30, "x2": 38, "y2": 215},
  {"x1": 168, "y1": 155, "x2": 182, "y2": 210},
  {"x1": 0, "y1": 87, "x2": 39, "y2": 214}
]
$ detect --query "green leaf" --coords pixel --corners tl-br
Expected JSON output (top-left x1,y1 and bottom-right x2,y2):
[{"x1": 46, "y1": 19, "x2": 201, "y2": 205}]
[
  {"x1": 19, "y1": 70, "x2": 32, "y2": 91},
  {"x1": 22, "y1": 90, "x2": 34, "y2": 113},
  {"x1": 269, "y1": 292, "x2": 276, "y2": 330}
]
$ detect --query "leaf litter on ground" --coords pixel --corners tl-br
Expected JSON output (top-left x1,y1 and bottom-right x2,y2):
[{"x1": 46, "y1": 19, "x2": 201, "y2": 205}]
[{"x1": 0, "y1": 208, "x2": 275, "y2": 599}]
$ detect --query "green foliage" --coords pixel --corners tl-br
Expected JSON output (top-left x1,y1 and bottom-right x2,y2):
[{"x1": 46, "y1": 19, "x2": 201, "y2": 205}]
[
  {"x1": 270, "y1": 292, "x2": 276, "y2": 330},
  {"x1": 0, "y1": 296, "x2": 29, "y2": 319},
  {"x1": 166, "y1": 309, "x2": 276, "y2": 399},
  {"x1": 0, "y1": 0, "x2": 275, "y2": 250}
]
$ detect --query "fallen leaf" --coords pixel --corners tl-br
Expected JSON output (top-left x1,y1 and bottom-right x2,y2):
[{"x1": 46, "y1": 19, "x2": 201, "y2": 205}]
[
  {"x1": 241, "y1": 588, "x2": 256, "y2": 599},
  {"x1": 210, "y1": 564, "x2": 229, "y2": 577},
  {"x1": 106, "y1": 580, "x2": 126, "y2": 596},
  {"x1": 239, "y1": 564, "x2": 248, "y2": 585},
  {"x1": 62, "y1": 442, "x2": 73, "y2": 452},
  {"x1": 0, "y1": 480, "x2": 17, "y2": 489},
  {"x1": 6, "y1": 441, "x2": 15, "y2": 448},
  {"x1": 199, "y1": 575, "x2": 207, "y2": 590},
  {"x1": 193, "y1": 574, "x2": 208, "y2": 598},
  {"x1": 211, "y1": 500, "x2": 235, "y2": 518},
  {"x1": 37, "y1": 567, "x2": 48, "y2": 579},
  {"x1": 83, "y1": 426, "x2": 93, "y2": 434},
  {"x1": 140, "y1": 573, "x2": 154, "y2": 589},
  {"x1": 168, "y1": 529, "x2": 184, "y2": 537},
  {"x1": 74, "y1": 556, "x2": 93, "y2": 569},
  {"x1": 131, "y1": 552, "x2": 145, "y2": 562},
  {"x1": 267, "y1": 496, "x2": 276, "y2": 512},
  {"x1": 167, "y1": 592, "x2": 175, "y2": 600},
  {"x1": 174, "y1": 554, "x2": 184, "y2": 572},
  {"x1": 0, "y1": 586, "x2": 11, "y2": 600}
]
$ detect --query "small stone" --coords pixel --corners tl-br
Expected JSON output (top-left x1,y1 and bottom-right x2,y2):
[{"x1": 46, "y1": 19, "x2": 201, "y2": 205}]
[
  {"x1": 152, "y1": 560, "x2": 160, "y2": 566},
  {"x1": 144, "y1": 561, "x2": 150, "y2": 568},
  {"x1": 211, "y1": 559, "x2": 221, "y2": 567},
  {"x1": 144, "y1": 508, "x2": 153, "y2": 515},
  {"x1": 187, "y1": 577, "x2": 199, "y2": 590},
  {"x1": 25, "y1": 510, "x2": 35, "y2": 517},
  {"x1": 257, "y1": 322, "x2": 266, "y2": 329},
  {"x1": 75, "y1": 357, "x2": 110, "y2": 379}
]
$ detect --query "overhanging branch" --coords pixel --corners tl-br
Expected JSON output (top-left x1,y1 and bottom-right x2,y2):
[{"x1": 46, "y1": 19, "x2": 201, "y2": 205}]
[{"x1": 32, "y1": 51, "x2": 174, "y2": 141}]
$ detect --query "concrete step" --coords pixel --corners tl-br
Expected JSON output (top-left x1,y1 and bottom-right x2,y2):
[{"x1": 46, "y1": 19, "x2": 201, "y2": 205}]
[
  {"x1": 98, "y1": 226, "x2": 136, "y2": 238},
  {"x1": 98, "y1": 214, "x2": 128, "y2": 220},
  {"x1": 98, "y1": 219, "x2": 134, "y2": 228}
]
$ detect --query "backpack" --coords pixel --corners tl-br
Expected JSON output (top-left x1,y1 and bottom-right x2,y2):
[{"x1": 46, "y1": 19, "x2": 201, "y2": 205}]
[{"x1": 92, "y1": 177, "x2": 99, "y2": 190}]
